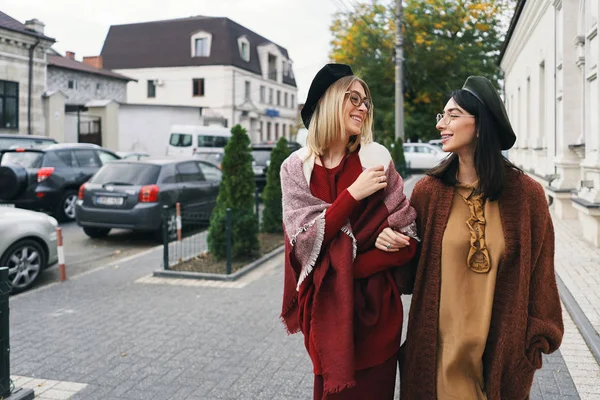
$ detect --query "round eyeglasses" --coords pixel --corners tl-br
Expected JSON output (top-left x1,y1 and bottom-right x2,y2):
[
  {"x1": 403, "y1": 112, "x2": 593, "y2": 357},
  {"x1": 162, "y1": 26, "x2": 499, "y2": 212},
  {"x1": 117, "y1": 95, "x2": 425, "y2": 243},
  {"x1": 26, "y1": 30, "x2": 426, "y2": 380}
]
[
  {"x1": 436, "y1": 112, "x2": 475, "y2": 125},
  {"x1": 345, "y1": 91, "x2": 372, "y2": 111}
]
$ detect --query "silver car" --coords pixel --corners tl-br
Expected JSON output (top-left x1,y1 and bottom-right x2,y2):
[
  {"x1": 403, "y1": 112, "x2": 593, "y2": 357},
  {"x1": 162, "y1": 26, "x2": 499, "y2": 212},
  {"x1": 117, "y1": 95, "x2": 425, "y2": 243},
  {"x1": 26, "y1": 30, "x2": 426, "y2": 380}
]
[{"x1": 0, "y1": 207, "x2": 59, "y2": 292}]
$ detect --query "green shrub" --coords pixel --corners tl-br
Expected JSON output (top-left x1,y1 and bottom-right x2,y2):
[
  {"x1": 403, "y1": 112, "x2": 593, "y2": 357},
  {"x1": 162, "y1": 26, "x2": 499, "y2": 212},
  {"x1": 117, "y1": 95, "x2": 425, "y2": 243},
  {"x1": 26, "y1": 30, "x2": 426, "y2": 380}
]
[{"x1": 261, "y1": 137, "x2": 290, "y2": 233}]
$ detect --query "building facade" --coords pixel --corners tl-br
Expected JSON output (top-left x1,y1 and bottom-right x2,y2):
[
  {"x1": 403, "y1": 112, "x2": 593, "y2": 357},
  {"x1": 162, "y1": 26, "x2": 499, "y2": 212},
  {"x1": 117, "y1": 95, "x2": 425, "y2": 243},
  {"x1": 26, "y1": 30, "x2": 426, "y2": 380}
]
[
  {"x1": 99, "y1": 16, "x2": 298, "y2": 144},
  {"x1": 46, "y1": 51, "x2": 131, "y2": 106},
  {"x1": 500, "y1": 0, "x2": 600, "y2": 246},
  {"x1": 0, "y1": 12, "x2": 54, "y2": 136}
]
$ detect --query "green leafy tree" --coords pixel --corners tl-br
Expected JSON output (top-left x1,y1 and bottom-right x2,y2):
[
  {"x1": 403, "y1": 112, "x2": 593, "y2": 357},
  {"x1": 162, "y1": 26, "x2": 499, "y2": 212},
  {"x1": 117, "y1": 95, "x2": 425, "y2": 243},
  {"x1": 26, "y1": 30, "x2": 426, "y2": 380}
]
[
  {"x1": 330, "y1": 0, "x2": 512, "y2": 142},
  {"x1": 208, "y1": 124, "x2": 259, "y2": 260},
  {"x1": 261, "y1": 137, "x2": 290, "y2": 233}
]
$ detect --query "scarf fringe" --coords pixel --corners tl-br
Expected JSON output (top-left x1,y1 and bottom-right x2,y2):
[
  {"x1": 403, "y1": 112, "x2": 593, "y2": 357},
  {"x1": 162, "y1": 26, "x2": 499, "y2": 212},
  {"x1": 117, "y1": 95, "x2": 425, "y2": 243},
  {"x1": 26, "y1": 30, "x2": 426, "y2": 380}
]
[
  {"x1": 323, "y1": 378, "x2": 357, "y2": 395},
  {"x1": 295, "y1": 210, "x2": 326, "y2": 290},
  {"x1": 340, "y1": 226, "x2": 357, "y2": 260}
]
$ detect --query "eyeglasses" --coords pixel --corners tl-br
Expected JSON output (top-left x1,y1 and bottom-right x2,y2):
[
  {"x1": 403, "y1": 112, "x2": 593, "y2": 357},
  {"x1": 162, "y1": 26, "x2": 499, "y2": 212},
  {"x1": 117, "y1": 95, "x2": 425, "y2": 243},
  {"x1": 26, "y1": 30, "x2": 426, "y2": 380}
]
[
  {"x1": 436, "y1": 112, "x2": 475, "y2": 125},
  {"x1": 345, "y1": 91, "x2": 372, "y2": 111}
]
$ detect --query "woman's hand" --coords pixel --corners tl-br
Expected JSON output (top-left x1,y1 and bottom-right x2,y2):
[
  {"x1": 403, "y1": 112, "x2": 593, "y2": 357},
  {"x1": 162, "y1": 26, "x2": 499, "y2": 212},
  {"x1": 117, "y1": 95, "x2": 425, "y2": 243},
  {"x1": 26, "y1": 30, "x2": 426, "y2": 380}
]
[
  {"x1": 347, "y1": 165, "x2": 387, "y2": 201},
  {"x1": 376, "y1": 227, "x2": 410, "y2": 252}
]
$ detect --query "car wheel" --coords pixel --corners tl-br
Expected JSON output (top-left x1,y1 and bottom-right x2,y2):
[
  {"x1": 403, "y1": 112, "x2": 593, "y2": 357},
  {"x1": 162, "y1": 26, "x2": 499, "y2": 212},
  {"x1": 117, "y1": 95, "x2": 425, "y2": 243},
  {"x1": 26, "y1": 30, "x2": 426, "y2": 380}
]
[
  {"x1": 83, "y1": 227, "x2": 111, "y2": 238},
  {"x1": 154, "y1": 210, "x2": 177, "y2": 242},
  {"x1": 1, "y1": 239, "x2": 46, "y2": 293},
  {"x1": 55, "y1": 190, "x2": 78, "y2": 222}
]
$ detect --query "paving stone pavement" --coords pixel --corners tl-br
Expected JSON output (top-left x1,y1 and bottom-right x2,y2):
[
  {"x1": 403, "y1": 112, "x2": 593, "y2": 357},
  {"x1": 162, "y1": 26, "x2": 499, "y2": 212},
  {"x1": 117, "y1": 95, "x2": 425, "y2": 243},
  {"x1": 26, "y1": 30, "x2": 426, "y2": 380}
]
[{"x1": 8, "y1": 239, "x2": 587, "y2": 399}]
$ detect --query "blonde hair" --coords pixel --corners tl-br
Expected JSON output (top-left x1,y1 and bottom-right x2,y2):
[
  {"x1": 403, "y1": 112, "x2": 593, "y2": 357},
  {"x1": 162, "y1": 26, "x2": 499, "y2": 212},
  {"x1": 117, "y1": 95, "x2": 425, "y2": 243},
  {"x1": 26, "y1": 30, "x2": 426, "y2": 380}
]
[{"x1": 306, "y1": 76, "x2": 374, "y2": 156}]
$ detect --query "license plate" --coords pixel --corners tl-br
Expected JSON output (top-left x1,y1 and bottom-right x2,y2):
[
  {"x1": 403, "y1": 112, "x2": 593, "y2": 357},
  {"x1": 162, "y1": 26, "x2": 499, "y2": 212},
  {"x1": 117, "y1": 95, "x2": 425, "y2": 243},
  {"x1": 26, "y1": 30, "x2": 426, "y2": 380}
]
[
  {"x1": 0, "y1": 203, "x2": 15, "y2": 208},
  {"x1": 96, "y1": 196, "x2": 124, "y2": 206},
  {"x1": 253, "y1": 167, "x2": 264, "y2": 175}
]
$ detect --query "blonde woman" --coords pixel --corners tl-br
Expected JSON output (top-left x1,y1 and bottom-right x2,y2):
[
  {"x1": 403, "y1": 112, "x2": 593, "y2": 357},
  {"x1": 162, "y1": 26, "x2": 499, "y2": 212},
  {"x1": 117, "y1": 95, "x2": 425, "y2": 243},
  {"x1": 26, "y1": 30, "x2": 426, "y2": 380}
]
[{"x1": 280, "y1": 64, "x2": 419, "y2": 399}]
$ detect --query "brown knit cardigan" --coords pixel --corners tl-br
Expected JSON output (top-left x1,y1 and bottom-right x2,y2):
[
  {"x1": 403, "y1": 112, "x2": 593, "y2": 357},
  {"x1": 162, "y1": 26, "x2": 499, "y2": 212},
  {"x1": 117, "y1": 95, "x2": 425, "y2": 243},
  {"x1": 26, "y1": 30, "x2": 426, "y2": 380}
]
[{"x1": 399, "y1": 169, "x2": 564, "y2": 399}]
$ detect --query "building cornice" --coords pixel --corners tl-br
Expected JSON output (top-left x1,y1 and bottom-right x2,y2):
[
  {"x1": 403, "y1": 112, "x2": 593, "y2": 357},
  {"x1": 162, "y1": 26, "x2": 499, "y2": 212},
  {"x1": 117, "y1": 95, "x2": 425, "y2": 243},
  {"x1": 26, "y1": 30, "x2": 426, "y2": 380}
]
[{"x1": 500, "y1": 0, "x2": 551, "y2": 75}]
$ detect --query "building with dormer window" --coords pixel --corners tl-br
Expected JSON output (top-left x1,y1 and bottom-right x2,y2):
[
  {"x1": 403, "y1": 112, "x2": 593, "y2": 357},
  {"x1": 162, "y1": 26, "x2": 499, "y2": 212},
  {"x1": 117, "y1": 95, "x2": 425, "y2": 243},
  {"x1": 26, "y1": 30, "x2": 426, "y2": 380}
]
[{"x1": 98, "y1": 16, "x2": 298, "y2": 143}]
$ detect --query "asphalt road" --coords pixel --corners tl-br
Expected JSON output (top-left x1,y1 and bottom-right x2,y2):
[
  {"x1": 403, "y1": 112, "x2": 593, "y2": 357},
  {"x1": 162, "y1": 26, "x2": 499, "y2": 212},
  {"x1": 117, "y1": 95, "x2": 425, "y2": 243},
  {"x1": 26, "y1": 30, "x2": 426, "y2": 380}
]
[{"x1": 32, "y1": 222, "x2": 160, "y2": 290}]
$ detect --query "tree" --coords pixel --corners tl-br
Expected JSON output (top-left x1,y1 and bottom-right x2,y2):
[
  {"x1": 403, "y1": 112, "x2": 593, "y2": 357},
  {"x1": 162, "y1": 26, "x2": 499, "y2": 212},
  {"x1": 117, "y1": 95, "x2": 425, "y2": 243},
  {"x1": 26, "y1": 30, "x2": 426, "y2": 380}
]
[
  {"x1": 330, "y1": 0, "x2": 512, "y2": 143},
  {"x1": 261, "y1": 137, "x2": 291, "y2": 233},
  {"x1": 208, "y1": 124, "x2": 259, "y2": 260}
]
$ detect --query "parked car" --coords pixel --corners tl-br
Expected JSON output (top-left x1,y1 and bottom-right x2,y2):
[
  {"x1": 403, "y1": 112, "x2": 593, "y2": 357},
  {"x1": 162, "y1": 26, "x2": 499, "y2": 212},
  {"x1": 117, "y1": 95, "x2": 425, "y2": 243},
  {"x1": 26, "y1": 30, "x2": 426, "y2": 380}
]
[
  {"x1": 251, "y1": 141, "x2": 301, "y2": 192},
  {"x1": 116, "y1": 151, "x2": 151, "y2": 160},
  {"x1": 403, "y1": 142, "x2": 448, "y2": 170},
  {"x1": 0, "y1": 207, "x2": 58, "y2": 292},
  {"x1": 0, "y1": 133, "x2": 58, "y2": 151},
  {"x1": 428, "y1": 139, "x2": 444, "y2": 149},
  {"x1": 167, "y1": 125, "x2": 231, "y2": 157},
  {"x1": 0, "y1": 143, "x2": 121, "y2": 221},
  {"x1": 75, "y1": 158, "x2": 222, "y2": 240}
]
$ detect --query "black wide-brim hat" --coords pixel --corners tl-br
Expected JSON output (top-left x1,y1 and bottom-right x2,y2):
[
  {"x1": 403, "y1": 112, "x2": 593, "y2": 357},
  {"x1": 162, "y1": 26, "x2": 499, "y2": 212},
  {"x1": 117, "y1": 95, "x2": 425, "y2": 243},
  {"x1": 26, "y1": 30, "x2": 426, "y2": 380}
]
[
  {"x1": 301, "y1": 63, "x2": 354, "y2": 129},
  {"x1": 462, "y1": 76, "x2": 516, "y2": 150}
]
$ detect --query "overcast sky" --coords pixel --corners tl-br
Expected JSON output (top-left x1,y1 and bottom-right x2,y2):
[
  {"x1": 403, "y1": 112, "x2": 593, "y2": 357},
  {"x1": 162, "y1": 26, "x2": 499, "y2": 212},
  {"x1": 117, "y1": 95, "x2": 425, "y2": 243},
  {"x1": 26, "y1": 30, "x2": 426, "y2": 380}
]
[{"x1": 2, "y1": 0, "x2": 347, "y2": 102}]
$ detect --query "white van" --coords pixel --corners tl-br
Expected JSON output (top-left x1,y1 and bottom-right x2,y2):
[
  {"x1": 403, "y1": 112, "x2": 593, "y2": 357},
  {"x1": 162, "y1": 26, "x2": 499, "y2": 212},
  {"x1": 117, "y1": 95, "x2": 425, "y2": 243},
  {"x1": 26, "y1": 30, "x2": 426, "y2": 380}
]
[{"x1": 167, "y1": 125, "x2": 231, "y2": 157}]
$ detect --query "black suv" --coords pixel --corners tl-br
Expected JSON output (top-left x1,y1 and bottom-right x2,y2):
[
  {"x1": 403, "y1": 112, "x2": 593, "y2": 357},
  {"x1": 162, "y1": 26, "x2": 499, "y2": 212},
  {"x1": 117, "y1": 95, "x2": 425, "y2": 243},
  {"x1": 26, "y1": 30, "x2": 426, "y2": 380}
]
[
  {"x1": 0, "y1": 143, "x2": 120, "y2": 221},
  {"x1": 251, "y1": 141, "x2": 301, "y2": 192}
]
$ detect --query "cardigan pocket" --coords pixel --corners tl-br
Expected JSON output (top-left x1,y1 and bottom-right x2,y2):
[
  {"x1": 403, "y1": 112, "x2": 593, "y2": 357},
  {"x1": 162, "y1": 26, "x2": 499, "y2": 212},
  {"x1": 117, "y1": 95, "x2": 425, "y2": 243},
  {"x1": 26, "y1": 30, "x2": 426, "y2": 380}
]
[{"x1": 502, "y1": 355, "x2": 536, "y2": 399}]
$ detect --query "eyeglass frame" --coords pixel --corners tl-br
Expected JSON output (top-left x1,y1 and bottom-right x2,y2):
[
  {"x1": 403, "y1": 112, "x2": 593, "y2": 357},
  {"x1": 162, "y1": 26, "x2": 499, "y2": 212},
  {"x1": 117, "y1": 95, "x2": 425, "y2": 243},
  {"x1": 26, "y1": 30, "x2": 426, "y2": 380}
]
[
  {"x1": 345, "y1": 90, "x2": 372, "y2": 111},
  {"x1": 436, "y1": 112, "x2": 475, "y2": 125}
]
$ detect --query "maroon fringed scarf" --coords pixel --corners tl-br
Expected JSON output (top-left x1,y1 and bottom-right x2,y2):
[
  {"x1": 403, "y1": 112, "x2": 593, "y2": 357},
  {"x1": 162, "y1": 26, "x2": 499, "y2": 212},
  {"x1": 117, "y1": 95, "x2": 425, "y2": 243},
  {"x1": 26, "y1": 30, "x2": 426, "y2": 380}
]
[{"x1": 280, "y1": 142, "x2": 417, "y2": 395}]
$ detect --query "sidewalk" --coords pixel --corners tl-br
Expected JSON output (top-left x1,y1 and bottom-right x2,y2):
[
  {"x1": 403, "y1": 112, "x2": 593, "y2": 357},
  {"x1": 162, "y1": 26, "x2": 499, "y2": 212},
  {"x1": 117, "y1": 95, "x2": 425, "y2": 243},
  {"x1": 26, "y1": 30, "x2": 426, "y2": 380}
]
[{"x1": 5, "y1": 210, "x2": 600, "y2": 399}]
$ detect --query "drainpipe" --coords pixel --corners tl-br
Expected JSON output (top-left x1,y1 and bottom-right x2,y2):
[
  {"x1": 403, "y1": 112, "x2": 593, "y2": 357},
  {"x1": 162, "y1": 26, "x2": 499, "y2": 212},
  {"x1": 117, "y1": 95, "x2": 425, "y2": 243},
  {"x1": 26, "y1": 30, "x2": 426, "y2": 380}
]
[
  {"x1": 28, "y1": 38, "x2": 41, "y2": 135},
  {"x1": 553, "y1": 7, "x2": 558, "y2": 175}
]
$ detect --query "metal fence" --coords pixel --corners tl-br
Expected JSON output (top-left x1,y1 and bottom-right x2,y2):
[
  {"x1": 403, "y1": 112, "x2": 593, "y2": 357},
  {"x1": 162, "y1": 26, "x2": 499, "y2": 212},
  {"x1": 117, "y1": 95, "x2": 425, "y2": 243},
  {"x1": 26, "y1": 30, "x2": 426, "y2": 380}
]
[{"x1": 162, "y1": 190, "x2": 262, "y2": 275}]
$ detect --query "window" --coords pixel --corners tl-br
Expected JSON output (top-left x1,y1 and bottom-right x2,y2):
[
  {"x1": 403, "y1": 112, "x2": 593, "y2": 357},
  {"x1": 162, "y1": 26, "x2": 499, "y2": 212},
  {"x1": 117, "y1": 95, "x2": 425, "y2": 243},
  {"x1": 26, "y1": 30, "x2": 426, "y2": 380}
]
[
  {"x1": 259, "y1": 121, "x2": 264, "y2": 141},
  {"x1": 267, "y1": 122, "x2": 272, "y2": 140},
  {"x1": 197, "y1": 135, "x2": 229, "y2": 148},
  {"x1": 195, "y1": 38, "x2": 209, "y2": 57},
  {"x1": 284, "y1": 93, "x2": 288, "y2": 108},
  {"x1": 68, "y1": 80, "x2": 78, "y2": 89},
  {"x1": 282, "y1": 61, "x2": 286, "y2": 76},
  {"x1": 176, "y1": 161, "x2": 204, "y2": 182},
  {"x1": 260, "y1": 86, "x2": 265, "y2": 103},
  {"x1": 283, "y1": 124, "x2": 287, "y2": 138},
  {"x1": 91, "y1": 164, "x2": 160, "y2": 185},
  {"x1": 197, "y1": 161, "x2": 222, "y2": 182},
  {"x1": 268, "y1": 54, "x2": 277, "y2": 81},
  {"x1": 241, "y1": 42, "x2": 249, "y2": 61},
  {"x1": 193, "y1": 78, "x2": 205, "y2": 97},
  {"x1": 45, "y1": 150, "x2": 76, "y2": 167},
  {"x1": 169, "y1": 133, "x2": 192, "y2": 147},
  {"x1": 277, "y1": 90, "x2": 281, "y2": 106},
  {"x1": 275, "y1": 123, "x2": 279, "y2": 139},
  {"x1": 98, "y1": 151, "x2": 119, "y2": 165},
  {"x1": 291, "y1": 94, "x2": 295, "y2": 108},
  {"x1": 96, "y1": 83, "x2": 102, "y2": 90},
  {"x1": 244, "y1": 81, "x2": 251, "y2": 100},
  {"x1": 147, "y1": 80, "x2": 156, "y2": 98},
  {"x1": 0, "y1": 80, "x2": 19, "y2": 129},
  {"x1": 269, "y1": 88, "x2": 273, "y2": 104},
  {"x1": 74, "y1": 150, "x2": 101, "y2": 168}
]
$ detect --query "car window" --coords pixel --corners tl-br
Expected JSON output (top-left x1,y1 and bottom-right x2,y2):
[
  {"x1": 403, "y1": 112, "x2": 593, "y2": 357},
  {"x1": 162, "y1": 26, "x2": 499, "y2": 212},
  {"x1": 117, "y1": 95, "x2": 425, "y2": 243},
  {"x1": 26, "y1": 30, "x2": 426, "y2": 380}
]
[
  {"x1": 74, "y1": 150, "x2": 101, "y2": 168},
  {"x1": 403, "y1": 145, "x2": 414, "y2": 153},
  {"x1": 161, "y1": 169, "x2": 178, "y2": 184},
  {"x1": 97, "y1": 151, "x2": 119, "y2": 165},
  {"x1": 170, "y1": 133, "x2": 192, "y2": 147},
  {"x1": 197, "y1": 161, "x2": 222, "y2": 182},
  {"x1": 90, "y1": 163, "x2": 160, "y2": 185},
  {"x1": 43, "y1": 150, "x2": 76, "y2": 167},
  {"x1": 0, "y1": 151, "x2": 43, "y2": 168},
  {"x1": 197, "y1": 135, "x2": 229, "y2": 148},
  {"x1": 176, "y1": 162, "x2": 205, "y2": 182},
  {"x1": 0, "y1": 137, "x2": 56, "y2": 150}
]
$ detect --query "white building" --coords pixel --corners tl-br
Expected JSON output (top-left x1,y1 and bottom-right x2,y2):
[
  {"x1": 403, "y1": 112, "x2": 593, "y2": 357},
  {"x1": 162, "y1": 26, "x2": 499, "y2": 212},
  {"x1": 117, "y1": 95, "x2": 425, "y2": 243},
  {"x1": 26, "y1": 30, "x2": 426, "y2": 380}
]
[
  {"x1": 0, "y1": 12, "x2": 54, "y2": 136},
  {"x1": 98, "y1": 16, "x2": 298, "y2": 144},
  {"x1": 500, "y1": 0, "x2": 600, "y2": 247}
]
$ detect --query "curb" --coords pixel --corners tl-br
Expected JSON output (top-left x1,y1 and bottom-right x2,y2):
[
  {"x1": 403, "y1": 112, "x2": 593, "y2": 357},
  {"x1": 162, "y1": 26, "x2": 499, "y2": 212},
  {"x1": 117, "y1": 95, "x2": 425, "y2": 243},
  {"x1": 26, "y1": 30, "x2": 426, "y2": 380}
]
[
  {"x1": 557, "y1": 273, "x2": 600, "y2": 365},
  {"x1": 153, "y1": 244, "x2": 285, "y2": 282}
]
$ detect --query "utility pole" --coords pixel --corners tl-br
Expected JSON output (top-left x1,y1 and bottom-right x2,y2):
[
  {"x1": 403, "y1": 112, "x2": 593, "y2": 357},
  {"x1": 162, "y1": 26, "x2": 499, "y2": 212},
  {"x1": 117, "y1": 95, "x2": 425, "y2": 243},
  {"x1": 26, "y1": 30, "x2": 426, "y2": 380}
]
[{"x1": 395, "y1": 0, "x2": 405, "y2": 140}]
